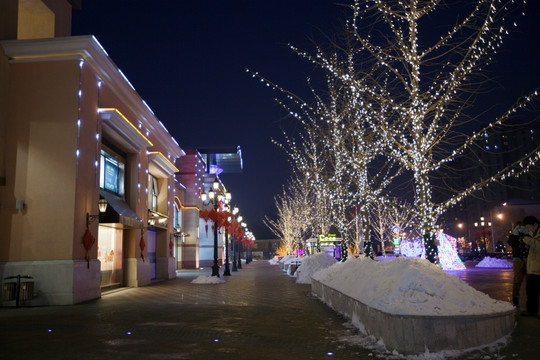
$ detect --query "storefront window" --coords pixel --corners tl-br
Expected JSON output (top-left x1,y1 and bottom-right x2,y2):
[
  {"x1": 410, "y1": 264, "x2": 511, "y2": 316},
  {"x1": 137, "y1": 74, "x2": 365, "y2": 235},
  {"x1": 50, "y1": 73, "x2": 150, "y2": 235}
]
[{"x1": 148, "y1": 175, "x2": 158, "y2": 211}]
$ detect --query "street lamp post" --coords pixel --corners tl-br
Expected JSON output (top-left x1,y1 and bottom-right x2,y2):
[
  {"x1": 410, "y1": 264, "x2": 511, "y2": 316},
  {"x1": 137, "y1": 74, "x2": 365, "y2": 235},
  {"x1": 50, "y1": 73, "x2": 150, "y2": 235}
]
[
  {"x1": 223, "y1": 193, "x2": 232, "y2": 276},
  {"x1": 231, "y1": 207, "x2": 239, "y2": 272},
  {"x1": 237, "y1": 216, "x2": 243, "y2": 269},
  {"x1": 201, "y1": 180, "x2": 224, "y2": 277}
]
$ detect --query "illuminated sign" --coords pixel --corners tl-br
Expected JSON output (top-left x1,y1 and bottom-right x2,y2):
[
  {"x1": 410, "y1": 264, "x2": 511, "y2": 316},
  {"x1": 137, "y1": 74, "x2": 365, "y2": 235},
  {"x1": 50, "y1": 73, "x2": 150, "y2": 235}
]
[
  {"x1": 318, "y1": 234, "x2": 337, "y2": 242},
  {"x1": 104, "y1": 157, "x2": 119, "y2": 193}
]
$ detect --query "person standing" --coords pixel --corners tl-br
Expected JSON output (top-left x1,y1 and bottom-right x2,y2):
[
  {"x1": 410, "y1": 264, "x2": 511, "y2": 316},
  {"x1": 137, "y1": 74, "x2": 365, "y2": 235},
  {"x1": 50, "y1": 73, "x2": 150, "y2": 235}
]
[
  {"x1": 508, "y1": 221, "x2": 529, "y2": 308},
  {"x1": 521, "y1": 216, "x2": 540, "y2": 316}
]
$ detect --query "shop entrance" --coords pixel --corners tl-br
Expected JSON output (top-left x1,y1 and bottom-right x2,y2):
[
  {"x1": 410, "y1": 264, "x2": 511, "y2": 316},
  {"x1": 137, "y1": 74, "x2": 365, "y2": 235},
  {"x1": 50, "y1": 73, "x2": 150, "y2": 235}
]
[
  {"x1": 98, "y1": 225, "x2": 123, "y2": 290},
  {"x1": 147, "y1": 230, "x2": 157, "y2": 279}
]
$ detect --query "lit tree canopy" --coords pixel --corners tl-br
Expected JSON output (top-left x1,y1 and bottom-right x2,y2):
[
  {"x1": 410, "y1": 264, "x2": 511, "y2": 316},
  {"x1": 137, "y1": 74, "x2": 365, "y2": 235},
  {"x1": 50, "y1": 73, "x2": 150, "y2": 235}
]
[{"x1": 258, "y1": 0, "x2": 540, "y2": 264}]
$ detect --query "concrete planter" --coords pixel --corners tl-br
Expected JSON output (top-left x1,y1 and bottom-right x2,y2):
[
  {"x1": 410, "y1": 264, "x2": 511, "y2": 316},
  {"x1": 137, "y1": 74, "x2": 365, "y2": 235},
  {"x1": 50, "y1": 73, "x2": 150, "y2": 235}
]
[{"x1": 311, "y1": 279, "x2": 515, "y2": 354}]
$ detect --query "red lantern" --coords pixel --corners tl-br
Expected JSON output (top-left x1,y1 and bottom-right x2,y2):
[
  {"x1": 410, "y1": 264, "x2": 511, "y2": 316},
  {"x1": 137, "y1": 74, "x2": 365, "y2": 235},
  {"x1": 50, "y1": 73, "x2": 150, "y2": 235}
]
[
  {"x1": 82, "y1": 228, "x2": 95, "y2": 269},
  {"x1": 140, "y1": 235, "x2": 146, "y2": 262}
]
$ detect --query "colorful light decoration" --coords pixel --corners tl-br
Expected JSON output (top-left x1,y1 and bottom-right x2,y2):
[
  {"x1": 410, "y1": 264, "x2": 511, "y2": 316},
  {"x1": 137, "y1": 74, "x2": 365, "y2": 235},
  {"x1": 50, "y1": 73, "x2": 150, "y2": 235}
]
[
  {"x1": 401, "y1": 232, "x2": 464, "y2": 270},
  {"x1": 436, "y1": 232, "x2": 466, "y2": 270}
]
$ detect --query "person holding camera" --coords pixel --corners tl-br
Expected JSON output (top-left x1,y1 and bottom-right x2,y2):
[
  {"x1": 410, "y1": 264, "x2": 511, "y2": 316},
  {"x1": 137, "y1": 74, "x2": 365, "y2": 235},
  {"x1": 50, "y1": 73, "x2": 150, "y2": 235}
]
[
  {"x1": 508, "y1": 221, "x2": 529, "y2": 308},
  {"x1": 521, "y1": 216, "x2": 540, "y2": 317}
]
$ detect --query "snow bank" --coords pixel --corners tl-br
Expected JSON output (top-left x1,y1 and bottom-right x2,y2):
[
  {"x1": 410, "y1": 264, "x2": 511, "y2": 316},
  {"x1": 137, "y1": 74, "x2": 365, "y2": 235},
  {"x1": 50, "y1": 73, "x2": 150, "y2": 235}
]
[
  {"x1": 268, "y1": 257, "x2": 280, "y2": 265},
  {"x1": 191, "y1": 275, "x2": 225, "y2": 284},
  {"x1": 279, "y1": 255, "x2": 302, "y2": 266},
  {"x1": 476, "y1": 256, "x2": 513, "y2": 268},
  {"x1": 295, "y1": 252, "x2": 337, "y2": 284},
  {"x1": 312, "y1": 256, "x2": 513, "y2": 316}
]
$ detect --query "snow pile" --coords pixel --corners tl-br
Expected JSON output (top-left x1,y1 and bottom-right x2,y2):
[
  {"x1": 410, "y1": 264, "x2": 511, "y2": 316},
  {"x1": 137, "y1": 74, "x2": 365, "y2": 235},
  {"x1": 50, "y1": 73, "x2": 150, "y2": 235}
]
[
  {"x1": 295, "y1": 252, "x2": 337, "y2": 284},
  {"x1": 476, "y1": 256, "x2": 513, "y2": 269},
  {"x1": 191, "y1": 275, "x2": 225, "y2": 284},
  {"x1": 268, "y1": 257, "x2": 280, "y2": 265},
  {"x1": 279, "y1": 255, "x2": 302, "y2": 270},
  {"x1": 312, "y1": 256, "x2": 513, "y2": 316},
  {"x1": 279, "y1": 255, "x2": 301, "y2": 267}
]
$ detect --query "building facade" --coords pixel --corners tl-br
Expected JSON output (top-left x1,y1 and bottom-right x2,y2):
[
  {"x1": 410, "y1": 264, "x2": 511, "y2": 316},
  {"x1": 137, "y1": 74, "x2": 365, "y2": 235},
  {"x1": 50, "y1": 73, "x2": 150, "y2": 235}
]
[{"x1": 0, "y1": 0, "x2": 238, "y2": 305}]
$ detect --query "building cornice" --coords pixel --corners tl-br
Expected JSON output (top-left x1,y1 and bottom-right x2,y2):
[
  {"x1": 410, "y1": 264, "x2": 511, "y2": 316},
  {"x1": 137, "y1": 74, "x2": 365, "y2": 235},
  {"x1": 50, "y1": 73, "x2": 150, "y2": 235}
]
[{"x1": 1, "y1": 35, "x2": 185, "y2": 159}]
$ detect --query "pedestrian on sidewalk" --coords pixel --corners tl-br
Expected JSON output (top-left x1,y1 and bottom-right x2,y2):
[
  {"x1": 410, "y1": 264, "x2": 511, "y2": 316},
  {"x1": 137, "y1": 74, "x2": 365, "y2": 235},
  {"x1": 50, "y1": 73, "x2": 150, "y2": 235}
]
[
  {"x1": 508, "y1": 221, "x2": 529, "y2": 308},
  {"x1": 521, "y1": 216, "x2": 540, "y2": 317}
]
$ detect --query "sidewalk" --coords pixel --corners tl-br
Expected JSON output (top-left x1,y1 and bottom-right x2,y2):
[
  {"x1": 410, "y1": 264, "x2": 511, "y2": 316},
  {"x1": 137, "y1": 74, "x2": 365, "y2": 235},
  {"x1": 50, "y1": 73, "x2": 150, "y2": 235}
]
[{"x1": 0, "y1": 261, "x2": 539, "y2": 360}]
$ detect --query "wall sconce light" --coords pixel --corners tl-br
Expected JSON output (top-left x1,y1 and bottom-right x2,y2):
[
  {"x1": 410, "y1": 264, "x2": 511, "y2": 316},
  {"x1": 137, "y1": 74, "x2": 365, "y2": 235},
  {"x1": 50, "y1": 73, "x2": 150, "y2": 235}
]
[
  {"x1": 87, "y1": 198, "x2": 108, "y2": 227},
  {"x1": 16, "y1": 199, "x2": 25, "y2": 210}
]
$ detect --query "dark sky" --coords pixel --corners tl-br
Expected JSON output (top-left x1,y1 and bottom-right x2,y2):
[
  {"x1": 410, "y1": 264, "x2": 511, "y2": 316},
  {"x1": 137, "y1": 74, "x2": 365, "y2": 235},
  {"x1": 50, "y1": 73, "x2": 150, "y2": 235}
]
[{"x1": 71, "y1": 1, "x2": 540, "y2": 240}]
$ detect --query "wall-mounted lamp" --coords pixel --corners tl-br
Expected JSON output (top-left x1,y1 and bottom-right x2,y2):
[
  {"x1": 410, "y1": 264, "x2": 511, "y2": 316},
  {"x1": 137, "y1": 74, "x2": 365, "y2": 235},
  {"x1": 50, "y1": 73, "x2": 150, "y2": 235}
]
[{"x1": 87, "y1": 198, "x2": 108, "y2": 227}]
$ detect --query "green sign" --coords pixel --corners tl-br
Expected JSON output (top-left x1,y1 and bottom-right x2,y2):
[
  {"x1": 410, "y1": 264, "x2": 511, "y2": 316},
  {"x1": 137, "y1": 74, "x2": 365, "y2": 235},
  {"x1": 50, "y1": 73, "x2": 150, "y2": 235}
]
[{"x1": 318, "y1": 234, "x2": 337, "y2": 242}]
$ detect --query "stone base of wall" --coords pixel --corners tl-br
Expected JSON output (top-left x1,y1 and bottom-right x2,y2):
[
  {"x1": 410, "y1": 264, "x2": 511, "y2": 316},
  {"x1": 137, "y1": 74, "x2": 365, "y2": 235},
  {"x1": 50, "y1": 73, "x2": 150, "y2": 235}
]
[
  {"x1": 311, "y1": 279, "x2": 515, "y2": 354},
  {"x1": 1, "y1": 259, "x2": 101, "y2": 306}
]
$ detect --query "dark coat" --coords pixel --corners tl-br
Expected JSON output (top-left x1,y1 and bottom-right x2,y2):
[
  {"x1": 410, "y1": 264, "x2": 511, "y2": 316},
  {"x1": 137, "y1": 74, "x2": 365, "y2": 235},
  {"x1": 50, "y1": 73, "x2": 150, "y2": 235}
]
[{"x1": 508, "y1": 234, "x2": 529, "y2": 260}]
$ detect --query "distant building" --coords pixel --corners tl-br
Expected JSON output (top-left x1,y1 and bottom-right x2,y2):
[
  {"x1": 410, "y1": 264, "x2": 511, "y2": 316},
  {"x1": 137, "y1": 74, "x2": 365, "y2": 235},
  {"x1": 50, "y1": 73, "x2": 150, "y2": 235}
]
[{"x1": 441, "y1": 127, "x2": 540, "y2": 249}]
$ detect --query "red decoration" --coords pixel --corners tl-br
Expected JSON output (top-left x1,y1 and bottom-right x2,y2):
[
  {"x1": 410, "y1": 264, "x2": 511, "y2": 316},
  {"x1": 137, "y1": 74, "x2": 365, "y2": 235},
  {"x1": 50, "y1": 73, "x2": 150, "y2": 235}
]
[
  {"x1": 208, "y1": 208, "x2": 218, "y2": 222},
  {"x1": 219, "y1": 211, "x2": 232, "y2": 229},
  {"x1": 169, "y1": 238, "x2": 173, "y2": 257},
  {"x1": 140, "y1": 235, "x2": 146, "y2": 262},
  {"x1": 475, "y1": 229, "x2": 492, "y2": 238},
  {"x1": 200, "y1": 209, "x2": 211, "y2": 221},
  {"x1": 82, "y1": 228, "x2": 95, "y2": 269},
  {"x1": 205, "y1": 224, "x2": 208, "y2": 236}
]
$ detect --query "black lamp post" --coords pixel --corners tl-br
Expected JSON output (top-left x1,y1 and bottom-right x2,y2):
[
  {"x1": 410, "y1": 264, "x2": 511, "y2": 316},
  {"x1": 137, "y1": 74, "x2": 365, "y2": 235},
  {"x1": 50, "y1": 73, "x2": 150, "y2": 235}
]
[
  {"x1": 237, "y1": 215, "x2": 243, "y2": 269},
  {"x1": 223, "y1": 196, "x2": 232, "y2": 276},
  {"x1": 231, "y1": 233, "x2": 238, "y2": 272},
  {"x1": 231, "y1": 207, "x2": 239, "y2": 272},
  {"x1": 202, "y1": 180, "x2": 221, "y2": 277}
]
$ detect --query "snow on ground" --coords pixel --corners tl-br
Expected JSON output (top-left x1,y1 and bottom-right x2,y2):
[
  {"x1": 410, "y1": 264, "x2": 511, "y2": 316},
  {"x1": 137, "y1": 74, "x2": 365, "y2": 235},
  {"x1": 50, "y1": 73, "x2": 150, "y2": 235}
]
[
  {"x1": 476, "y1": 256, "x2": 513, "y2": 269},
  {"x1": 312, "y1": 256, "x2": 513, "y2": 316},
  {"x1": 280, "y1": 255, "x2": 301, "y2": 266},
  {"x1": 295, "y1": 252, "x2": 337, "y2": 284},
  {"x1": 191, "y1": 275, "x2": 225, "y2": 284},
  {"x1": 268, "y1": 257, "x2": 280, "y2": 265}
]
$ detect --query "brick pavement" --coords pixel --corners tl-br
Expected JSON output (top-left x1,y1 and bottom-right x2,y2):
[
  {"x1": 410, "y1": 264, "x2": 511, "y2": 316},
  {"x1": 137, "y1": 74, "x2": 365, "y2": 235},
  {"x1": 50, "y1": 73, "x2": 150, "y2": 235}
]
[{"x1": 0, "y1": 261, "x2": 539, "y2": 360}]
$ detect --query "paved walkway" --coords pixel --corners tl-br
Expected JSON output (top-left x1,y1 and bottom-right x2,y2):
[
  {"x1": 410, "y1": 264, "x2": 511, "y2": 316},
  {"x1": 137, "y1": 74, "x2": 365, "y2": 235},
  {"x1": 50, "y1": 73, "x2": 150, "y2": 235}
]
[{"x1": 0, "y1": 261, "x2": 539, "y2": 359}]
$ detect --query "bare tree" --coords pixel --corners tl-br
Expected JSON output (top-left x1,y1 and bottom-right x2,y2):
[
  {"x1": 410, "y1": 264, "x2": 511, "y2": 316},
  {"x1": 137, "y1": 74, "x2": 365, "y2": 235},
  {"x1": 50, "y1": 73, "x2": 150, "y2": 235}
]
[{"x1": 257, "y1": 0, "x2": 540, "y2": 264}]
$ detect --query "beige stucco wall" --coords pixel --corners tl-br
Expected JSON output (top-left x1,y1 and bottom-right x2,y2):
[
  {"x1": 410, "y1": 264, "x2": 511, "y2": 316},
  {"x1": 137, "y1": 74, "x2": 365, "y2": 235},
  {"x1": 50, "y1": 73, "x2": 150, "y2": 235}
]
[
  {"x1": 0, "y1": 47, "x2": 9, "y2": 260},
  {"x1": 18, "y1": 0, "x2": 55, "y2": 40},
  {"x1": 0, "y1": 47, "x2": 9, "y2": 183},
  {"x1": 3, "y1": 59, "x2": 80, "y2": 261}
]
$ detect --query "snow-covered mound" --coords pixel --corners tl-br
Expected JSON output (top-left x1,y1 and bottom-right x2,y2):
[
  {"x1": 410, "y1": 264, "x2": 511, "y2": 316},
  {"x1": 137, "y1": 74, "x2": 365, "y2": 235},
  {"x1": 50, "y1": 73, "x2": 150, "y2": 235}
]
[
  {"x1": 279, "y1": 255, "x2": 301, "y2": 266},
  {"x1": 268, "y1": 257, "x2": 280, "y2": 265},
  {"x1": 312, "y1": 256, "x2": 513, "y2": 316},
  {"x1": 295, "y1": 252, "x2": 337, "y2": 284},
  {"x1": 191, "y1": 275, "x2": 225, "y2": 284},
  {"x1": 476, "y1": 256, "x2": 513, "y2": 269}
]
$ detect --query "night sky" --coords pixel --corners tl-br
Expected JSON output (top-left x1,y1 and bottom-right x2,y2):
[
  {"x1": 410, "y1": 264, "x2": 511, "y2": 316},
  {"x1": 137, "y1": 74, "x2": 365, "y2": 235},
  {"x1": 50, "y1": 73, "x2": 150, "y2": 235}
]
[{"x1": 71, "y1": 1, "x2": 540, "y2": 239}]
